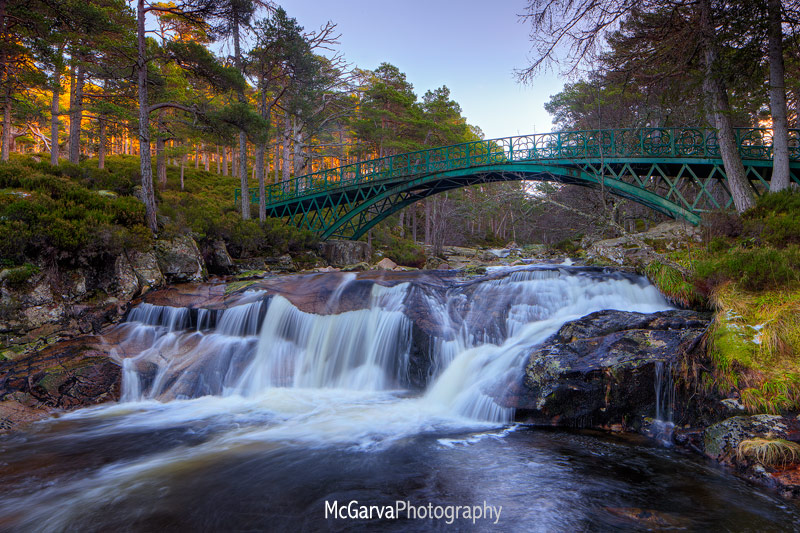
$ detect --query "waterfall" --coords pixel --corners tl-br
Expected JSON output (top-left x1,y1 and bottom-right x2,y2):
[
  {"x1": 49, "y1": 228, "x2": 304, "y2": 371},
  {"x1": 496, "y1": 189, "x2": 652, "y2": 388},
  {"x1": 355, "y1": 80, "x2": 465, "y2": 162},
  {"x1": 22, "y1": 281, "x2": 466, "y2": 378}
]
[
  {"x1": 114, "y1": 267, "x2": 672, "y2": 423},
  {"x1": 652, "y1": 361, "x2": 676, "y2": 445}
]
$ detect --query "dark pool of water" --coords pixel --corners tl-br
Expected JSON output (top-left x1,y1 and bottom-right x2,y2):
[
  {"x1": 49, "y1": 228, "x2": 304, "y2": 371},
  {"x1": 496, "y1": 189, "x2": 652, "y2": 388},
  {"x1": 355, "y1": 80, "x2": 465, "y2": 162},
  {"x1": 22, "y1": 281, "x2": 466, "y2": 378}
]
[{"x1": 1, "y1": 416, "x2": 798, "y2": 533}]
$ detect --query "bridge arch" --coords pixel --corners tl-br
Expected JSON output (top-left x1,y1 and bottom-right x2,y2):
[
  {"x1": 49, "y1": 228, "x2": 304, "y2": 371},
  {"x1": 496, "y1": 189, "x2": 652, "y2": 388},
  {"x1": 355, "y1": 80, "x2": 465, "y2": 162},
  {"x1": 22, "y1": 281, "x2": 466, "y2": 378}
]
[
  {"x1": 234, "y1": 128, "x2": 800, "y2": 240},
  {"x1": 319, "y1": 163, "x2": 702, "y2": 240}
]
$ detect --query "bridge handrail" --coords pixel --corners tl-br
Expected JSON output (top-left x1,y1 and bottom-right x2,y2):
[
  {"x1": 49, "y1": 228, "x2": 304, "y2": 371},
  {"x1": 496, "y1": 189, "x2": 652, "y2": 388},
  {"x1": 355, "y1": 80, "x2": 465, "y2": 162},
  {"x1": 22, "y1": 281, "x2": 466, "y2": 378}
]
[{"x1": 235, "y1": 127, "x2": 800, "y2": 205}]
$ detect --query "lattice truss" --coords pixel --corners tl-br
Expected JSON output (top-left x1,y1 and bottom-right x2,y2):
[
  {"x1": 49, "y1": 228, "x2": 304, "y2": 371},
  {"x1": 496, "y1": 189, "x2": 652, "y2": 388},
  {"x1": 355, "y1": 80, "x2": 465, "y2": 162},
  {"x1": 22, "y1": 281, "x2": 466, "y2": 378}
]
[{"x1": 233, "y1": 128, "x2": 800, "y2": 240}]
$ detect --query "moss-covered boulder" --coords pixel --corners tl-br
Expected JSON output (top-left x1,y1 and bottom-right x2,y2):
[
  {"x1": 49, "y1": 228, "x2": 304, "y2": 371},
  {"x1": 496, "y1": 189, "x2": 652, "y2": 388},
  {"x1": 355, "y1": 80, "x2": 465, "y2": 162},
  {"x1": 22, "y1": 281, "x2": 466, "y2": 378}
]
[
  {"x1": 509, "y1": 309, "x2": 710, "y2": 430},
  {"x1": 703, "y1": 415, "x2": 800, "y2": 461}
]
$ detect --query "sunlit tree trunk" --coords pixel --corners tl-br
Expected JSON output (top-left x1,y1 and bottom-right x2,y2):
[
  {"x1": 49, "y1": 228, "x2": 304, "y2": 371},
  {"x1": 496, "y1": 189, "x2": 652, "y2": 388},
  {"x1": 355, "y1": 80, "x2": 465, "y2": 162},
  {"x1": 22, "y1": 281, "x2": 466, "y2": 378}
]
[
  {"x1": 156, "y1": 136, "x2": 166, "y2": 187},
  {"x1": 98, "y1": 115, "x2": 106, "y2": 169},
  {"x1": 69, "y1": 61, "x2": 85, "y2": 164},
  {"x1": 50, "y1": 75, "x2": 60, "y2": 165}
]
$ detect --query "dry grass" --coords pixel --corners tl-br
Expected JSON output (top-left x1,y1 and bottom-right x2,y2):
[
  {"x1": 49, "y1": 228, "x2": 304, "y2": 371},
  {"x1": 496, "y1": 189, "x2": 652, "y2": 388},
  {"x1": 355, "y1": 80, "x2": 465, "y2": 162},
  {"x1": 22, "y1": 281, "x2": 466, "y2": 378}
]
[{"x1": 736, "y1": 438, "x2": 800, "y2": 467}]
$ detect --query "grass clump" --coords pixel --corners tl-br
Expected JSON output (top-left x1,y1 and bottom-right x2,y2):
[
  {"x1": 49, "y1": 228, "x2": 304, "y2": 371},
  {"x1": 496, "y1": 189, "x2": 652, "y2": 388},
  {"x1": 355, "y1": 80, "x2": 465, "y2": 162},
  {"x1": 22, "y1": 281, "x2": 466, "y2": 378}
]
[
  {"x1": 643, "y1": 261, "x2": 703, "y2": 308},
  {"x1": 736, "y1": 438, "x2": 800, "y2": 466}
]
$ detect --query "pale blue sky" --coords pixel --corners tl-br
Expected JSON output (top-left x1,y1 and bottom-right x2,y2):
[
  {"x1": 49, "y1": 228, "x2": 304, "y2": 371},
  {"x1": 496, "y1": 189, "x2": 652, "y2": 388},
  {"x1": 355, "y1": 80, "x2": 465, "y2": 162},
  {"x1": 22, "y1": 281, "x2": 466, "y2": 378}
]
[{"x1": 276, "y1": 0, "x2": 564, "y2": 139}]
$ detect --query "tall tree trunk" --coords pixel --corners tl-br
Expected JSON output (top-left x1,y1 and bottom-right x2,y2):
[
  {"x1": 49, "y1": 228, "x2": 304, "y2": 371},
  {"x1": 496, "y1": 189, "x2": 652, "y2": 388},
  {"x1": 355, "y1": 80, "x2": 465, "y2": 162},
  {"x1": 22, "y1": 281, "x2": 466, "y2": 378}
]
[
  {"x1": 699, "y1": 0, "x2": 755, "y2": 212},
  {"x1": 50, "y1": 65, "x2": 61, "y2": 166},
  {"x1": 398, "y1": 211, "x2": 405, "y2": 237},
  {"x1": 1, "y1": 87, "x2": 9, "y2": 161},
  {"x1": 412, "y1": 203, "x2": 417, "y2": 243},
  {"x1": 216, "y1": 145, "x2": 221, "y2": 174},
  {"x1": 239, "y1": 132, "x2": 248, "y2": 218},
  {"x1": 768, "y1": 0, "x2": 790, "y2": 191},
  {"x1": 282, "y1": 113, "x2": 291, "y2": 190},
  {"x1": 180, "y1": 152, "x2": 186, "y2": 190},
  {"x1": 204, "y1": 150, "x2": 210, "y2": 172},
  {"x1": 156, "y1": 135, "x2": 166, "y2": 187},
  {"x1": 98, "y1": 115, "x2": 106, "y2": 169},
  {"x1": 256, "y1": 93, "x2": 271, "y2": 221},
  {"x1": 137, "y1": 0, "x2": 157, "y2": 233},
  {"x1": 233, "y1": 14, "x2": 249, "y2": 219},
  {"x1": 424, "y1": 200, "x2": 431, "y2": 246},
  {"x1": 68, "y1": 61, "x2": 84, "y2": 164},
  {"x1": 275, "y1": 141, "x2": 280, "y2": 184},
  {"x1": 222, "y1": 145, "x2": 228, "y2": 176}
]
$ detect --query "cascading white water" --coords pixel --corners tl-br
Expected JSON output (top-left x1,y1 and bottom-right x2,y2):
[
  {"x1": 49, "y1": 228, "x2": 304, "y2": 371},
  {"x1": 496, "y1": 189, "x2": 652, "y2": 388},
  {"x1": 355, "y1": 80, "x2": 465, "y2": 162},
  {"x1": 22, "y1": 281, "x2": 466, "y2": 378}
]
[{"x1": 115, "y1": 267, "x2": 672, "y2": 424}]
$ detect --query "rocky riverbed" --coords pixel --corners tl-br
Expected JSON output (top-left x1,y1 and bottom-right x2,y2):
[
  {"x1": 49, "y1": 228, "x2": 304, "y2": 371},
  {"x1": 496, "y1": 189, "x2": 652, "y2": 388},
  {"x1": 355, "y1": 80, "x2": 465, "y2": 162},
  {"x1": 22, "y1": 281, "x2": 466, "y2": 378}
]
[{"x1": 2, "y1": 225, "x2": 800, "y2": 499}]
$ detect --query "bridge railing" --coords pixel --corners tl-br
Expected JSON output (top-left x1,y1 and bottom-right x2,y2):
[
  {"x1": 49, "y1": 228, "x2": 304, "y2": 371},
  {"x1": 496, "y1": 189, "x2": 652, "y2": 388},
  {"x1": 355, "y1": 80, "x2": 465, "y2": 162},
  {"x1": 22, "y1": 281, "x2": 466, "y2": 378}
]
[{"x1": 234, "y1": 127, "x2": 800, "y2": 206}]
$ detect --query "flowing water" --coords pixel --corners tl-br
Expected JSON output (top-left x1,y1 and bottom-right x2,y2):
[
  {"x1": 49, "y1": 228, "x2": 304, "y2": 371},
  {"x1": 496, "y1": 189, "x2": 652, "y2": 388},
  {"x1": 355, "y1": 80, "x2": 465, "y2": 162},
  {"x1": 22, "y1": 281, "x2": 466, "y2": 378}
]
[{"x1": 0, "y1": 266, "x2": 798, "y2": 531}]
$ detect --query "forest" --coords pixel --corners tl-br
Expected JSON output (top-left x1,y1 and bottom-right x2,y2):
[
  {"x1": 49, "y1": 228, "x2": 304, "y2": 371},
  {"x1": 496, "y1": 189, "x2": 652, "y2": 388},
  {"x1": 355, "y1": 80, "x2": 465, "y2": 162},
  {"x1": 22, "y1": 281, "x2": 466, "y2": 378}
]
[{"x1": 2, "y1": 0, "x2": 800, "y2": 257}]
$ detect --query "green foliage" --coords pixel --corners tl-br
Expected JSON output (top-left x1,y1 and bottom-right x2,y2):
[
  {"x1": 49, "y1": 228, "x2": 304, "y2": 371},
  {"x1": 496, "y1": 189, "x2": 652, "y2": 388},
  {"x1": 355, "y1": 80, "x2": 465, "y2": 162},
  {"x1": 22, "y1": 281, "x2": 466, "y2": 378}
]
[
  {"x1": 0, "y1": 159, "x2": 147, "y2": 263},
  {"x1": 643, "y1": 261, "x2": 703, "y2": 308},
  {"x1": 3, "y1": 263, "x2": 40, "y2": 287},
  {"x1": 737, "y1": 438, "x2": 800, "y2": 466},
  {"x1": 382, "y1": 238, "x2": 426, "y2": 268},
  {"x1": 694, "y1": 245, "x2": 800, "y2": 292},
  {"x1": 551, "y1": 236, "x2": 582, "y2": 255},
  {"x1": 743, "y1": 190, "x2": 800, "y2": 248}
]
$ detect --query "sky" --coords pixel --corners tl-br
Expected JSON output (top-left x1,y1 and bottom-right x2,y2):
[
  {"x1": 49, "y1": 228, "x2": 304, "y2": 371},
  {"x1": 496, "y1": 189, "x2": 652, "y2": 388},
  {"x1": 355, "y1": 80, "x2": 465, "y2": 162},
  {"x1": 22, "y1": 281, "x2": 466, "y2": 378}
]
[{"x1": 275, "y1": 0, "x2": 565, "y2": 140}]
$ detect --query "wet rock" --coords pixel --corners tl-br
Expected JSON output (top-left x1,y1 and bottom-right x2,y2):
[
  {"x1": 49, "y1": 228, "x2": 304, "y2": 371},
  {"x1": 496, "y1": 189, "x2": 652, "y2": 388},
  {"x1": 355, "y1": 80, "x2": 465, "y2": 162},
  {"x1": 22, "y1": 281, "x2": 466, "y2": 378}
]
[
  {"x1": 154, "y1": 236, "x2": 207, "y2": 283},
  {"x1": 375, "y1": 258, "x2": 398, "y2": 270},
  {"x1": 320, "y1": 240, "x2": 372, "y2": 267},
  {"x1": 703, "y1": 415, "x2": 800, "y2": 462},
  {"x1": 0, "y1": 337, "x2": 121, "y2": 430},
  {"x1": 509, "y1": 309, "x2": 710, "y2": 429}
]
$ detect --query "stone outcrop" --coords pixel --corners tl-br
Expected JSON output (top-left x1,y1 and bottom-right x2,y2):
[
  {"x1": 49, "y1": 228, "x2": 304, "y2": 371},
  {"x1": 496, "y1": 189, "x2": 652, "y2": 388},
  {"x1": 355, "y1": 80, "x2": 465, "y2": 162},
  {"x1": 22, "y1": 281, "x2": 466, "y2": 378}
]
[
  {"x1": 0, "y1": 336, "x2": 121, "y2": 431},
  {"x1": 507, "y1": 309, "x2": 710, "y2": 430},
  {"x1": 375, "y1": 257, "x2": 398, "y2": 270},
  {"x1": 702, "y1": 415, "x2": 800, "y2": 498},
  {"x1": 154, "y1": 236, "x2": 207, "y2": 283},
  {"x1": 204, "y1": 240, "x2": 234, "y2": 275},
  {"x1": 320, "y1": 240, "x2": 372, "y2": 267},
  {"x1": 586, "y1": 221, "x2": 702, "y2": 266}
]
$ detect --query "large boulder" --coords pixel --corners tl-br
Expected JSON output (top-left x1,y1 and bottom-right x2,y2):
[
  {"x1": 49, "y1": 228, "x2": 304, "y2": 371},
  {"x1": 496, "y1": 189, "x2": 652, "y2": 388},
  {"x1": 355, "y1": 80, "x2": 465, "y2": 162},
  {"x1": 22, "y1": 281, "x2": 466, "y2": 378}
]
[
  {"x1": 320, "y1": 240, "x2": 372, "y2": 266},
  {"x1": 508, "y1": 309, "x2": 710, "y2": 430},
  {"x1": 154, "y1": 236, "x2": 207, "y2": 283}
]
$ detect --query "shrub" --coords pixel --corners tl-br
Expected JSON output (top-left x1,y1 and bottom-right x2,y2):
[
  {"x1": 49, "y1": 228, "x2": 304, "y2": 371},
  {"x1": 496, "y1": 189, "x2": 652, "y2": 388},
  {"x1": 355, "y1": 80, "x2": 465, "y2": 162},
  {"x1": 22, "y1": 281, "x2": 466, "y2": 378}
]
[
  {"x1": 552, "y1": 236, "x2": 581, "y2": 255},
  {"x1": 694, "y1": 245, "x2": 800, "y2": 292},
  {"x1": 383, "y1": 238, "x2": 426, "y2": 268},
  {"x1": 743, "y1": 190, "x2": 800, "y2": 248},
  {"x1": 702, "y1": 210, "x2": 743, "y2": 239}
]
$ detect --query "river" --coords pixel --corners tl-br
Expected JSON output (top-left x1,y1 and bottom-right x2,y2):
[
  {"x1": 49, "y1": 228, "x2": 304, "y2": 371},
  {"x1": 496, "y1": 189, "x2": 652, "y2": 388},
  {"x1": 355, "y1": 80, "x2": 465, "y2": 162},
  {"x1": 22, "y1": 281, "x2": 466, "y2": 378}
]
[{"x1": 0, "y1": 266, "x2": 797, "y2": 531}]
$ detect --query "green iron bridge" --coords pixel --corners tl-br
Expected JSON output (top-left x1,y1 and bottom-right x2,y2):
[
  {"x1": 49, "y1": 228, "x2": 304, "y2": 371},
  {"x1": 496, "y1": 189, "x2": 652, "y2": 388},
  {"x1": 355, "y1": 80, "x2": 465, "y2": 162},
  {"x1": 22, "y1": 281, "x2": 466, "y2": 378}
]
[{"x1": 235, "y1": 127, "x2": 800, "y2": 240}]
